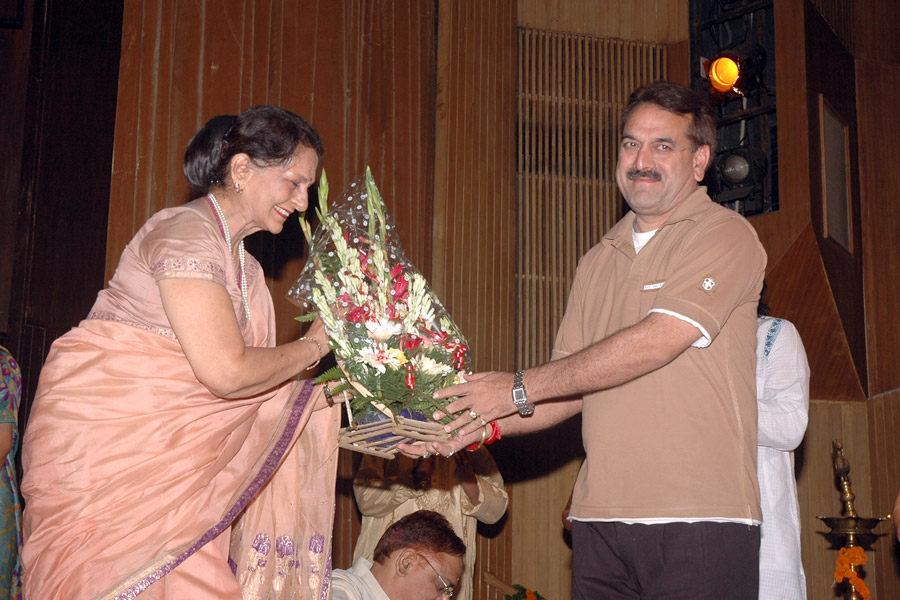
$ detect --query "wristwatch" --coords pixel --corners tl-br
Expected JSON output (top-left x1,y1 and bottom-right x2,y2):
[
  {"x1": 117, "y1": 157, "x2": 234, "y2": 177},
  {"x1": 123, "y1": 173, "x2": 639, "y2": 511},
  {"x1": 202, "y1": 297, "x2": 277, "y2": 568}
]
[{"x1": 511, "y1": 369, "x2": 534, "y2": 416}]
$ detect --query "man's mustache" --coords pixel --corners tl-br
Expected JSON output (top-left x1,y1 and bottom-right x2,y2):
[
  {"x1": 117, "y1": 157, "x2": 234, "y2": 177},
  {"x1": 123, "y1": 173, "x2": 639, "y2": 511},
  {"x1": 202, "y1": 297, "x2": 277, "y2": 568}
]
[{"x1": 626, "y1": 168, "x2": 662, "y2": 181}]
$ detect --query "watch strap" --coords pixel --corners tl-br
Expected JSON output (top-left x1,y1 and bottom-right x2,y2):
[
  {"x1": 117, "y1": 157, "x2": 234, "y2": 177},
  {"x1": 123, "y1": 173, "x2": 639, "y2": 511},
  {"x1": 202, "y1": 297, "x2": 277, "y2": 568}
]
[{"x1": 512, "y1": 369, "x2": 534, "y2": 416}]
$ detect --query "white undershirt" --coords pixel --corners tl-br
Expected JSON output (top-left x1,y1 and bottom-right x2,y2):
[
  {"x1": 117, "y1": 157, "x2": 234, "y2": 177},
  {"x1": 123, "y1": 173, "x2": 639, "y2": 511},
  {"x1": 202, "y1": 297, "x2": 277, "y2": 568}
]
[{"x1": 631, "y1": 227, "x2": 656, "y2": 254}]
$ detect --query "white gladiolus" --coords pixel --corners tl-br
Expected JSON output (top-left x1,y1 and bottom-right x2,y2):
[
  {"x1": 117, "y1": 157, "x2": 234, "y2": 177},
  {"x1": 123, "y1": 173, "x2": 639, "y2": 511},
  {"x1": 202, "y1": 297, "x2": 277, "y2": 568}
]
[{"x1": 365, "y1": 318, "x2": 402, "y2": 341}]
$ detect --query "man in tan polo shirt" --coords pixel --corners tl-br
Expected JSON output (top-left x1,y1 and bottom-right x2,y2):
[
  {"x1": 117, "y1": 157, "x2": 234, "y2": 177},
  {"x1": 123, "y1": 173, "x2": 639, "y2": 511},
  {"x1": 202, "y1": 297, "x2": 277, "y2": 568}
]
[{"x1": 410, "y1": 80, "x2": 767, "y2": 599}]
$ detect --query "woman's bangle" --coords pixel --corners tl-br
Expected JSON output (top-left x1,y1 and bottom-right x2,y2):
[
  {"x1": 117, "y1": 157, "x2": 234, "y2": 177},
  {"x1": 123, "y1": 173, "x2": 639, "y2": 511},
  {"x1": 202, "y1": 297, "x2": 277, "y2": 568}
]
[
  {"x1": 485, "y1": 420, "x2": 502, "y2": 445},
  {"x1": 299, "y1": 336, "x2": 324, "y2": 370},
  {"x1": 465, "y1": 424, "x2": 488, "y2": 452}
]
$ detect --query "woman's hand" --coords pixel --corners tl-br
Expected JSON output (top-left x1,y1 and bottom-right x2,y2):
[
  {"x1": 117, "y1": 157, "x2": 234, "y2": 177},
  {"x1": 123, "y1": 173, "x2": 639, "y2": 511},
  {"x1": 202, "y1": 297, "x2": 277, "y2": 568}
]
[
  {"x1": 298, "y1": 316, "x2": 332, "y2": 374},
  {"x1": 312, "y1": 381, "x2": 346, "y2": 411},
  {"x1": 303, "y1": 317, "x2": 331, "y2": 357},
  {"x1": 396, "y1": 426, "x2": 484, "y2": 460}
]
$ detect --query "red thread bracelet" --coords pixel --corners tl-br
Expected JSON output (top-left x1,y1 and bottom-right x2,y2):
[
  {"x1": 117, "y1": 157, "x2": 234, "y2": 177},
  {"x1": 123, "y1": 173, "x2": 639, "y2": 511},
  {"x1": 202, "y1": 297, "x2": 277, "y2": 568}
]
[
  {"x1": 485, "y1": 420, "x2": 502, "y2": 445},
  {"x1": 465, "y1": 421, "x2": 502, "y2": 451}
]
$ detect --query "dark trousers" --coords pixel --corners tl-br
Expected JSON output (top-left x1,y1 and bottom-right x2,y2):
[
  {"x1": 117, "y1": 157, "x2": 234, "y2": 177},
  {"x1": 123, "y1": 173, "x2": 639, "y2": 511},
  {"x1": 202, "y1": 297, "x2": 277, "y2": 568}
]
[{"x1": 572, "y1": 521, "x2": 760, "y2": 600}]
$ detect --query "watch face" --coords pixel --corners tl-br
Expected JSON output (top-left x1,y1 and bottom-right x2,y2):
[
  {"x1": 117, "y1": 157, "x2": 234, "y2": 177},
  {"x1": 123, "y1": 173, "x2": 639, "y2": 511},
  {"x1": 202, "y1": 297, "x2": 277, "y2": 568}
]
[
  {"x1": 512, "y1": 371, "x2": 532, "y2": 415},
  {"x1": 513, "y1": 390, "x2": 533, "y2": 415}
]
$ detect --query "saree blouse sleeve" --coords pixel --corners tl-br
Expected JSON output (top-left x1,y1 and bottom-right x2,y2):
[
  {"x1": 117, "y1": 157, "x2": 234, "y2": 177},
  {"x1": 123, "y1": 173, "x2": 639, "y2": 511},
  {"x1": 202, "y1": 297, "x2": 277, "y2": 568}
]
[
  {"x1": 88, "y1": 205, "x2": 231, "y2": 336},
  {"x1": 139, "y1": 209, "x2": 228, "y2": 287}
]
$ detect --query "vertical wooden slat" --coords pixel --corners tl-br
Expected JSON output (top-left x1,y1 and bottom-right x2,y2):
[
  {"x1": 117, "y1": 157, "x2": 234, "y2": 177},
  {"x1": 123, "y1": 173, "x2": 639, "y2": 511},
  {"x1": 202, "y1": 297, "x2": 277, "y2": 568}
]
[
  {"x1": 516, "y1": 0, "x2": 689, "y2": 43},
  {"x1": 433, "y1": 1, "x2": 517, "y2": 596},
  {"x1": 867, "y1": 390, "x2": 900, "y2": 600}
]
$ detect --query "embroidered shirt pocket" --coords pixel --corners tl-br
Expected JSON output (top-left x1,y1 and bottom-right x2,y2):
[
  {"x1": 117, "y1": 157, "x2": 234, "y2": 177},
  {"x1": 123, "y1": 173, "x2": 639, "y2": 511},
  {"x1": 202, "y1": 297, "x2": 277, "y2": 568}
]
[{"x1": 698, "y1": 275, "x2": 718, "y2": 295}]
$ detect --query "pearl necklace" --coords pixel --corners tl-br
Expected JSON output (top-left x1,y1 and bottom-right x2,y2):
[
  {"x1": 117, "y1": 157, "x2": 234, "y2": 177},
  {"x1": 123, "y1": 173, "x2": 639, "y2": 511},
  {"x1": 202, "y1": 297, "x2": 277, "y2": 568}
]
[{"x1": 207, "y1": 193, "x2": 251, "y2": 321}]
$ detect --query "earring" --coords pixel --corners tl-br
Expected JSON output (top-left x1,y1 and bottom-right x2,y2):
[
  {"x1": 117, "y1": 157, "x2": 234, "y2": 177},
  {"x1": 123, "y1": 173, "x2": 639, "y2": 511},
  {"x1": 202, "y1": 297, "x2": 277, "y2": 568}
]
[{"x1": 234, "y1": 181, "x2": 243, "y2": 194}]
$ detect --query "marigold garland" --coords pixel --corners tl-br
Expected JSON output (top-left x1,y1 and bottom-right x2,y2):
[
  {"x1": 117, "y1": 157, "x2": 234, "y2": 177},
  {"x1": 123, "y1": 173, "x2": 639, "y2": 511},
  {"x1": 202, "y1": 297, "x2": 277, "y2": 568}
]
[
  {"x1": 833, "y1": 545, "x2": 870, "y2": 600},
  {"x1": 504, "y1": 584, "x2": 545, "y2": 600}
]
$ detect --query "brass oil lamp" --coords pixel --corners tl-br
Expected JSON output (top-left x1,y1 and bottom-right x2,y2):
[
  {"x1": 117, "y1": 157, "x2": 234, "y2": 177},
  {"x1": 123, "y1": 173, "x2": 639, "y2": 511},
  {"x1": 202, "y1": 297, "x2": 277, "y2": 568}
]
[{"x1": 817, "y1": 440, "x2": 887, "y2": 600}]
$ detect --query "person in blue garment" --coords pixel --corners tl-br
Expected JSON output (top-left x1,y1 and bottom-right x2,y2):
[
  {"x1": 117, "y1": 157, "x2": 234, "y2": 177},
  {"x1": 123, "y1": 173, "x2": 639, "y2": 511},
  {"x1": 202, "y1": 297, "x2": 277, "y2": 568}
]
[{"x1": 0, "y1": 344, "x2": 22, "y2": 600}]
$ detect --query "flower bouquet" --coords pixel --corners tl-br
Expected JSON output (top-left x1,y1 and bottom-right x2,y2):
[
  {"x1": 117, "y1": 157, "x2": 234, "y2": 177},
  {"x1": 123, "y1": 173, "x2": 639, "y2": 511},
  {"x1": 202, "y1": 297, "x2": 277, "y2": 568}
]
[{"x1": 288, "y1": 167, "x2": 470, "y2": 458}]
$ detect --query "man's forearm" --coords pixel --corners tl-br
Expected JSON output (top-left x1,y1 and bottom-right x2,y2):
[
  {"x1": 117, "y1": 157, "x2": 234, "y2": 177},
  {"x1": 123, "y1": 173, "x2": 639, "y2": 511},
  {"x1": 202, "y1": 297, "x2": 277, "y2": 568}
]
[
  {"x1": 523, "y1": 311, "x2": 698, "y2": 407},
  {"x1": 497, "y1": 396, "x2": 583, "y2": 436}
]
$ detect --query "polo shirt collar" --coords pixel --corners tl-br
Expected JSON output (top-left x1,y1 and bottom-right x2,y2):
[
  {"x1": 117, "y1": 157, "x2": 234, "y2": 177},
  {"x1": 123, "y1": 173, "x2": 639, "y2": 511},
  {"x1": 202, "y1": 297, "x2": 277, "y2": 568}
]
[{"x1": 602, "y1": 186, "x2": 712, "y2": 255}]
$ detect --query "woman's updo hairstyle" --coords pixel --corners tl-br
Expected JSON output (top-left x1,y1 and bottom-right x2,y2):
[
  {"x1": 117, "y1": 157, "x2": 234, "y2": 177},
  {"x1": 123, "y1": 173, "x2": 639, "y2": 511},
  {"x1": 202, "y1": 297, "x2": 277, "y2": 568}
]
[{"x1": 183, "y1": 105, "x2": 324, "y2": 196}]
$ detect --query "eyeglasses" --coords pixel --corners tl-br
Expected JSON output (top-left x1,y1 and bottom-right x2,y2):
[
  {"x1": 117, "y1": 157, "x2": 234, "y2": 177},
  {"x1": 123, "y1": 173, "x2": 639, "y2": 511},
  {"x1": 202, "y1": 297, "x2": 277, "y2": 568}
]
[{"x1": 418, "y1": 553, "x2": 456, "y2": 598}]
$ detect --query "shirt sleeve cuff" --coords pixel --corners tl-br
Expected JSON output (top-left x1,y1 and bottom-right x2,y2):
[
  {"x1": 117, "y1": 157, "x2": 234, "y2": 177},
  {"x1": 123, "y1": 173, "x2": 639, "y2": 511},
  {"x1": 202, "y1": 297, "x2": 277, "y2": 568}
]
[{"x1": 648, "y1": 308, "x2": 710, "y2": 348}]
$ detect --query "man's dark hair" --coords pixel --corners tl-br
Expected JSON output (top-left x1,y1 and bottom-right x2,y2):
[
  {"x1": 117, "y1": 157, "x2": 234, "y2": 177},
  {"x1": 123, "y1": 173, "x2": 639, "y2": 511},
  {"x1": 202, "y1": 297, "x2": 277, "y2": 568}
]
[
  {"x1": 621, "y1": 80, "x2": 717, "y2": 158},
  {"x1": 372, "y1": 510, "x2": 466, "y2": 564}
]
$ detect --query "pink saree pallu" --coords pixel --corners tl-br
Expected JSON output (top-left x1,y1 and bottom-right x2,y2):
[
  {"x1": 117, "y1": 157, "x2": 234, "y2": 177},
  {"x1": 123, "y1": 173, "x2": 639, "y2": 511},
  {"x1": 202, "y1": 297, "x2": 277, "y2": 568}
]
[{"x1": 20, "y1": 319, "x2": 340, "y2": 599}]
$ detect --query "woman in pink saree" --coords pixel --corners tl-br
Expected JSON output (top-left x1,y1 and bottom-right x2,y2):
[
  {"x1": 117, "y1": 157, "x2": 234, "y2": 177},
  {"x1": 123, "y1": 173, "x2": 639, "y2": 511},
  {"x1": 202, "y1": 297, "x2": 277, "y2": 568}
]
[{"x1": 20, "y1": 106, "x2": 340, "y2": 599}]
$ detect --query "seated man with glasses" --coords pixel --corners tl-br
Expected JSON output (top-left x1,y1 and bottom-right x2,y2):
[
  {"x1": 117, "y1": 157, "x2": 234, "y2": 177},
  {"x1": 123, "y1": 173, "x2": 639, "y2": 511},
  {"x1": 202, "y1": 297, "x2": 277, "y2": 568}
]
[{"x1": 332, "y1": 510, "x2": 464, "y2": 600}]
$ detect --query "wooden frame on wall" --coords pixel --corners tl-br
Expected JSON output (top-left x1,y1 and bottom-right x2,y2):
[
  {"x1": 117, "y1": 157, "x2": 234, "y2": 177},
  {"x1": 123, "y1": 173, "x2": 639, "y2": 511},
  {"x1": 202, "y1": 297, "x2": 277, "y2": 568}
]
[{"x1": 818, "y1": 93, "x2": 854, "y2": 254}]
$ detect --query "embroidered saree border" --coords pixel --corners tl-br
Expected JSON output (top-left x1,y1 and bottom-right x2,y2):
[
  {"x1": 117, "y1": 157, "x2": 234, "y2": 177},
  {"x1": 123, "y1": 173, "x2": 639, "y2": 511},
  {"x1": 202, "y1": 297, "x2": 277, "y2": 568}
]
[{"x1": 97, "y1": 380, "x2": 316, "y2": 600}]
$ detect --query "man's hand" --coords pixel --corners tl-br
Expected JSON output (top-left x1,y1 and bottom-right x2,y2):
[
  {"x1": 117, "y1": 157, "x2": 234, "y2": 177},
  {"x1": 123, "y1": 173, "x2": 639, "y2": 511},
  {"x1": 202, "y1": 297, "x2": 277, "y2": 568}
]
[{"x1": 433, "y1": 372, "x2": 519, "y2": 437}]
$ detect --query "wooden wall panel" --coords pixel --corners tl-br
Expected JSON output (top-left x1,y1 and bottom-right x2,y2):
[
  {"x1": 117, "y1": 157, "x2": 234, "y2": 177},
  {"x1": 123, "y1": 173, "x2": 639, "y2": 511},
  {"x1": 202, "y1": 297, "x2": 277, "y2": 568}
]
[
  {"x1": 110, "y1": 0, "x2": 437, "y2": 573},
  {"x1": 432, "y1": 1, "x2": 517, "y2": 598},
  {"x1": 804, "y1": 4, "x2": 867, "y2": 397},
  {"x1": 432, "y1": 0, "x2": 518, "y2": 377},
  {"x1": 110, "y1": 0, "x2": 436, "y2": 342},
  {"x1": 764, "y1": 225, "x2": 865, "y2": 402},
  {"x1": 866, "y1": 389, "x2": 900, "y2": 600},
  {"x1": 854, "y1": 22, "x2": 900, "y2": 600},
  {"x1": 855, "y1": 59, "x2": 900, "y2": 395},
  {"x1": 751, "y1": 1, "x2": 900, "y2": 598},
  {"x1": 517, "y1": 0, "x2": 687, "y2": 44},
  {"x1": 809, "y1": 0, "x2": 853, "y2": 53},
  {"x1": 0, "y1": 0, "x2": 34, "y2": 335},
  {"x1": 749, "y1": 0, "x2": 811, "y2": 270},
  {"x1": 852, "y1": 0, "x2": 900, "y2": 64},
  {"x1": 665, "y1": 39, "x2": 690, "y2": 87}
]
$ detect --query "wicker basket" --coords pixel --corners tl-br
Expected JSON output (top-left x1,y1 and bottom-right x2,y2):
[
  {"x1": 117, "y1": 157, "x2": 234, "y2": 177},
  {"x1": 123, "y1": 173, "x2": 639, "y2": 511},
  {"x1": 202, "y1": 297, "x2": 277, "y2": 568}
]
[{"x1": 338, "y1": 401, "x2": 450, "y2": 458}]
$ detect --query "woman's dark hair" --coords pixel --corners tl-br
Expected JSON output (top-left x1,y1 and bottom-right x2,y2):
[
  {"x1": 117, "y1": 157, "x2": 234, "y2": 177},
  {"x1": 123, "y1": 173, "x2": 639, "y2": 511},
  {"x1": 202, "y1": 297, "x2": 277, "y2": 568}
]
[
  {"x1": 620, "y1": 80, "x2": 717, "y2": 158},
  {"x1": 372, "y1": 510, "x2": 466, "y2": 564},
  {"x1": 183, "y1": 105, "x2": 324, "y2": 196}
]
